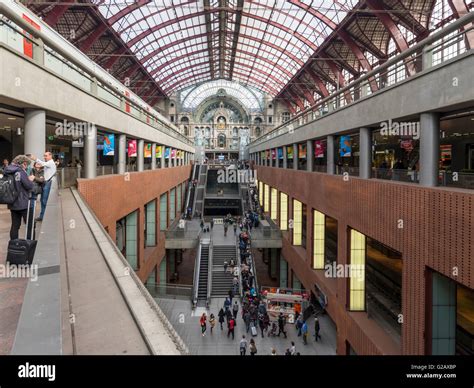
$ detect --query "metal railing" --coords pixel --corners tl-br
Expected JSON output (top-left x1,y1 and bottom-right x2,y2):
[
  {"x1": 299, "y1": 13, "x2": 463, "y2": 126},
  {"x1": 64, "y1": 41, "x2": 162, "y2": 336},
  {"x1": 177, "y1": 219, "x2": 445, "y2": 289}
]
[
  {"x1": 249, "y1": 13, "x2": 474, "y2": 149},
  {"x1": 191, "y1": 240, "x2": 202, "y2": 309},
  {"x1": 146, "y1": 283, "x2": 193, "y2": 300},
  {"x1": 206, "y1": 235, "x2": 213, "y2": 308},
  {"x1": 0, "y1": 1, "x2": 192, "y2": 148}
]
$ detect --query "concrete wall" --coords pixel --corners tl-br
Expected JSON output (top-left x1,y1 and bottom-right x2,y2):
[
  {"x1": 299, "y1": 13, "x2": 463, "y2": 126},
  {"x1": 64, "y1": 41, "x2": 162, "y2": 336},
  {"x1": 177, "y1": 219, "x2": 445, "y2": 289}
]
[
  {"x1": 0, "y1": 47, "x2": 193, "y2": 153},
  {"x1": 250, "y1": 52, "x2": 474, "y2": 152},
  {"x1": 77, "y1": 166, "x2": 192, "y2": 282},
  {"x1": 256, "y1": 165, "x2": 474, "y2": 355}
]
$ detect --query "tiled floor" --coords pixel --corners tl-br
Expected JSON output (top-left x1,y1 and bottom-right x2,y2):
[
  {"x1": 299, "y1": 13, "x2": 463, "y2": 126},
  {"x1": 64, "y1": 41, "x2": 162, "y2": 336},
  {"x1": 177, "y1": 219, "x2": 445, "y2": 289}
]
[{"x1": 157, "y1": 296, "x2": 337, "y2": 355}]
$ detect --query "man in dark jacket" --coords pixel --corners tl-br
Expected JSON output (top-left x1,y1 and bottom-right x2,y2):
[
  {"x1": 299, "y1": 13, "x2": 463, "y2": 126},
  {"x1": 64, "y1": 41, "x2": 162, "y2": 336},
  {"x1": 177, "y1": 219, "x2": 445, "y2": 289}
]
[{"x1": 4, "y1": 155, "x2": 34, "y2": 240}]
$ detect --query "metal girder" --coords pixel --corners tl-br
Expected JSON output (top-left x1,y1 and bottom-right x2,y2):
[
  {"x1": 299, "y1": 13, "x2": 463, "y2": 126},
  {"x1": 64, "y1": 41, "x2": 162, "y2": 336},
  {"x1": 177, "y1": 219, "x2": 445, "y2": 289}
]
[
  {"x1": 228, "y1": 0, "x2": 244, "y2": 79},
  {"x1": 290, "y1": 0, "x2": 377, "y2": 92},
  {"x1": 160, "y1": 59, "x2": 285, "y2": 90},
  {"x1": 79, "y1": 24, "x2": 108, "y2": 52},
  {"x1": 447, "y1": 0, "x2": 474, "y2": 49},
  {"x1": 325, "y1": 59, "x2": 353, "y2": 103},
  {"x1": 282, "y1": 92, "x2": 300, "y2": 114},
  {"x1": 218, "y1": 0, "x2": 227, "y2": 78},
  {"x1": 365, "y1": 0, "x2": 416, "y2": 75},
  {"x1": 108, "y1": 0, "x2": 150, "y2": 25},
  {"x1": 337, "y1": 29, "x2": 378, "y2": 92},
  {"x1": 286, "y1": 89, "x2": 306, "y2": 112},
  {"x1": 203, "y1": 0, "x2": 216, "y2": 78},
  {"x1": 43, "y1": 0, "x2": 75, "y2": 26},
  {"x1": 126, "y1": 9, "x2": 317, "y2": 51},
  {"x1": 292, "y1": 83, "x2": 316, "y2": 105},
  {"x1": 305, "y1": 68, "x2": 330, "y2": 97}
]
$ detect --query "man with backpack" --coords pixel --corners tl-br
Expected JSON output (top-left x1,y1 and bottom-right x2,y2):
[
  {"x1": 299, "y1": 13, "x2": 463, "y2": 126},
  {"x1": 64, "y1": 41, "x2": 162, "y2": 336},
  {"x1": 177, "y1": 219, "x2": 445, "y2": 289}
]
[{"x1": 1, "y1": 155, "x2": 35, "y2": 240}]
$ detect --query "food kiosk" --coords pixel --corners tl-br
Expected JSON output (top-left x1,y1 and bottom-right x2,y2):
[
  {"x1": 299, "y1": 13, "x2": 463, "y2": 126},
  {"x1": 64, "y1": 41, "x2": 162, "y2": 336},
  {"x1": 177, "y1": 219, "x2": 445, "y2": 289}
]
[{"x1": 261, "y1": 287, "x2": 309, "y2": 323}]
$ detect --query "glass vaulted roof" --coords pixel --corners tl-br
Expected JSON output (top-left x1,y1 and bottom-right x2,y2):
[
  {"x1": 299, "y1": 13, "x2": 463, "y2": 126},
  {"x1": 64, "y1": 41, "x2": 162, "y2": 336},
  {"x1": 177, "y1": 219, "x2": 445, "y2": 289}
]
[
  {"x1": 180, "y1": 80, "x2": 264, "y2": 111},
  {"x1": 94, "y1": 0, "x2": 358, "y2": 96}
]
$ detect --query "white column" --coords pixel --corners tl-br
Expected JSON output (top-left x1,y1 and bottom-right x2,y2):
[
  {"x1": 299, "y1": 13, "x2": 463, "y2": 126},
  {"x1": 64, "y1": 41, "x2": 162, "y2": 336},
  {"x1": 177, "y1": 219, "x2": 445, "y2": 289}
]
[
  {"x1": 24, "y1": 109, "x2": 46, "y2": 158},
  {"x1": 137, "y1": 139, "x2": 144, "y2": 172},
  {"x1": 118, "y1": 134, "x2": 126, "y2": 174},
  {"x1": 84, "y1": 125, "x2": 97, "y2": 179},
  {"x1": 151, "y1": 143, "x2": 157, "y2": 170}
]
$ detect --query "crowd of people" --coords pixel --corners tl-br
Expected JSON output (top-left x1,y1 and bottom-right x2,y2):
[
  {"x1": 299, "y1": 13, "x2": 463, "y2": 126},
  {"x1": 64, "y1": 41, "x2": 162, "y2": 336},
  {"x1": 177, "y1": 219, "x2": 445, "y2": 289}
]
[{"x1": 0, "y1": 152, "x2": 57, "y2": 241}]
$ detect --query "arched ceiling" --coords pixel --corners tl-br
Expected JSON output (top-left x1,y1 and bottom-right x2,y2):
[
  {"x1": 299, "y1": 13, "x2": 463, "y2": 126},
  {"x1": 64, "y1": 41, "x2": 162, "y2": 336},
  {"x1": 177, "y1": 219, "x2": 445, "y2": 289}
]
[
  {"x1": 28, "y1": 0, "x2": 471, "y2": 107},
  {"x1": 92, "y1": 0, "x2": 358, "y2": 96}
]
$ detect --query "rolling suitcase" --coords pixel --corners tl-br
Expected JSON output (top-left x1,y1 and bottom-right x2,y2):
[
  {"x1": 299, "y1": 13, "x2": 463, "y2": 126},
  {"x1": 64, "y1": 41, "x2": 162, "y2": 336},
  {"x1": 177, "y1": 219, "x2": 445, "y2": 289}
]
[
  {"x1": 250, "y1": 323, "x2": 258, "y2": 337},
  {"x1": 7, "y1": 198, "x2": 37, "y2": 266}
]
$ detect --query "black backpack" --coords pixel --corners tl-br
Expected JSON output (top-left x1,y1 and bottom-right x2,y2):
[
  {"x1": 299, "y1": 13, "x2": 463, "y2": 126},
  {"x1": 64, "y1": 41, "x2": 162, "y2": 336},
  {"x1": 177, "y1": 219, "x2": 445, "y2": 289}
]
[{"x1": 0, "y1": 173, "x2": 18, "y2": 205}]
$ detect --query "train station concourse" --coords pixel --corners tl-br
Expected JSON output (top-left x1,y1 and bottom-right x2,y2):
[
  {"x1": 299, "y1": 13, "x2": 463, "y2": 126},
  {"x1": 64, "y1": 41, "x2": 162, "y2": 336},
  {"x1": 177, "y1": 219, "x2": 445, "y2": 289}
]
[{"x1": 0, "y1": 0, "x2": 473, "y2": 366}]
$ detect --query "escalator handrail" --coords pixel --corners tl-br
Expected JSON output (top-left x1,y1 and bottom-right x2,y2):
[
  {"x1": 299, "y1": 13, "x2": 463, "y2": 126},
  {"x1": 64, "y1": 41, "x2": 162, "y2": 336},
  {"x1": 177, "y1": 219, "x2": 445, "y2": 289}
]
[
  {"x1": 192, "y1": 239, "x2": 202, "y2": 308},
  {"x1": 206, "y1": 233, "x2": 213, "y2": 307}
]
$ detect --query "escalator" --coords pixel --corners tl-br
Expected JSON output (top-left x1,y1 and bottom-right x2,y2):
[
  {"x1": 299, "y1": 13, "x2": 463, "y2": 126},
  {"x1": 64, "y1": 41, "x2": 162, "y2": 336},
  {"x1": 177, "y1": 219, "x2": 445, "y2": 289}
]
[{"x1": 197, "y1": 244, "x2": 209, "y2": 305}]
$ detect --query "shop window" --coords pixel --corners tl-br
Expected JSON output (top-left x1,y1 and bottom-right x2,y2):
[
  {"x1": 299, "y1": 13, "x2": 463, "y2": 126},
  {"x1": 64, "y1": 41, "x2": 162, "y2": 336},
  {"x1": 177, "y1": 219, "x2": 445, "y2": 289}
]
[
  {"x1": 301, "y1": 203, "x2": 307, "y2": 249},
  {"x1": 160, "y1": 193, "x2": 168, "y2": 230},
  {"x1": 280, "y1": 192, "x2": 288, "y2": 231},
  {"x1": 270, "y1": 188, "x2": 278, "y2": 221},
  {"x1": 176, "y1": 184, "x2": 182, "y2": 214},
  {"x1": 145, "y1": 200, "x2": 156, "y2": 247},
  {"x1": 313, "y1": 210, "x2": 325, "y2": 269},
  {"x1": 349, "y1": 229, "x2": 366, "y2": 311},
  {"x1": 292, "y1": 199, "x2": 303, "y2": 246},
  {"x1": 116, "y1": 210, "x2": 138, "y2": 270},
  {"x1": 170, "y1": 188, "x2": 176, "y2": 222},
  {"x1": 264, "y1": 184, "x2": 270, "y2": 213}
]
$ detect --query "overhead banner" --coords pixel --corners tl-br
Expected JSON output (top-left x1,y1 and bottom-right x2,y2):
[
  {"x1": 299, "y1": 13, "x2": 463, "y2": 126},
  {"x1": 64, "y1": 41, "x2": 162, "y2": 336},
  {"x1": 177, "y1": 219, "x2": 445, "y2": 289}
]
[
  {"x1": 340, "y1": 136, "x2": 351, "y2": 157},
  {"x1": 156, "y1": 145, "x2": 163, "y2": 158},
  {"x1": 287, "y1": 145, "x2": 293, "y2": 159},
  {"x1": 266, "y1": 150, "x2": 270, "y2": 159},
  {"x1": 314, "y1": 140, "x2": 325, "y2": 158},
  {"x1": 298, "y1": 143, "x2": 307, "y2": 159},
  {"x1": 278, "y1": 147, "x2": 283, "y2": 159},
  {"x1": 171, "y1": 148, "x2": 176, "y2": 158},
  {"x1": 103, "y1": 134, "x2": 115, "y2": 156},
  {"x1": 128, "y1": 139, "x2": 137, "y2": 157},
  {"x1": 261, "y1": 151, "x2": 265, "y2": 159},
  {"x1": 144, "y1": 143, "x2": 152, "y2": 158},
  {"x1": 165, "y1": 147, "x2": 171, "y2": 159},
  {"x1": 271, "y1": 149, "x2": 276, "y2": 159}
]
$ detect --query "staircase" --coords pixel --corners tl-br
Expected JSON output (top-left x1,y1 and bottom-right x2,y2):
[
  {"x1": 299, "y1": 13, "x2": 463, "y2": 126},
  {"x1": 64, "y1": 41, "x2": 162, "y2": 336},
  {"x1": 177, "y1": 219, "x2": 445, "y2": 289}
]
[
  {"x1": 211, "y1": 245, "x2": 237, "y2": 297},
  {"x1": 196, "y1": 244, "x2": 209, "y2": 306}
]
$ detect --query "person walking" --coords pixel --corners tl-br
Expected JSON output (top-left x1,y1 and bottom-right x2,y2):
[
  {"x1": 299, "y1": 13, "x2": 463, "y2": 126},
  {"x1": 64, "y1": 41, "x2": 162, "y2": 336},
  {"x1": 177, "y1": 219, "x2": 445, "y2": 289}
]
[
  {"x1": 243, "y1": 310, "x2": 251, "y2": 333},
  {"x1": 296, "y1": 315, "x2": 304, "y2": 337},
  {"x1": 258, "y1": 313, "x2": 265, "y2": 338},
  {"x1": 218, "y1": 308, "x2": 225, "y2": 330},
  {"x1": 209, "y1": 313, "x2": 216, "y2": 334},
  {"x1": 30, "y1": 152, "x2": 56, "y2": 222},
  {"x1": 239, "y1": 335, "x2": 248, "y2": 356},
  {"x1": 277, "y1": 312, "x2": 287, "y2": 338},
  {"x1": 227, "y1": 317, "x2": 236, "y2": 339},
  {"x1": 210, "y1": 219, "x2": 214, "y2": 230},
  {"x1": 200, "y1": 313, "x2": 207, "y2": 337},
  {"x1": 233, "y1": 223, "x2": 237, "y2": 235},
  {"x1": 314, "y1": 317, "x2": 321, "y2": 341},
  {"x1": 2, "y1": 156, "x2": 35, "y2": 240},
  {"x1": 223, "y1": 260, "x2": 228, "y2": 274},
  {"x1": 200, "y1": 219, "x2": 204, "y2": 231},
  {"x1": 302, "y1": 320, "x2": 308, "y2": 345},
  {"x1": 232, "y1": 301, "x2": 239, "y2": 319},
  {"x1": 249, "y1": 339, "x2": 257, "y2": 356},
  {"x1": 224, "y1": 297, "x2": 231, "y2": 311},
  {"x1": 228, "y1": 289, "x2": 234, "y2": 305},
  {"x1": 224, "y1": 223, "x2": 228, "y2": 237}
]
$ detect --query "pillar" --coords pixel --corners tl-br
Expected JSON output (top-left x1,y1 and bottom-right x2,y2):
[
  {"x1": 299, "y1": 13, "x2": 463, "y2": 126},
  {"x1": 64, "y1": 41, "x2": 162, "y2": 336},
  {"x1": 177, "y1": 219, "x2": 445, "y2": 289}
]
[
  {"x1": 137, "y1": 139, "x2": 144, "y2": 172},
  {"x1": 306, "y1": 140, "x2": 313, "y2": 172},
  {"x1": 118, "y1": 134, "x2": 126, "y2": 174},
  {"x1": 151, "y1": 143, "x2": 156, "y2": 170},
  {"x1": 24, "y1": 109, "x2": 46, "y2": 158},
  {"x1": 359, "y1": 127, "x2": 372, "y2": 179},
  {"x1": 327, "y1": 135, "x2": 335, "y2": 175},
  {"x1": 419, "y1": 113, "x2": 440, "y2": 187},
  {"x1": 293, "y1": 143, "x2": 298, "y2": 170},
  {"x1": 84, "y1": 124, "x2": 97, "y2": 179},
  {"x1": 161, "y1": 146, "x2": 166, "y2": 168},
  {"x1": 283, "y1": 145, "x2": 288, "y2": 169}
]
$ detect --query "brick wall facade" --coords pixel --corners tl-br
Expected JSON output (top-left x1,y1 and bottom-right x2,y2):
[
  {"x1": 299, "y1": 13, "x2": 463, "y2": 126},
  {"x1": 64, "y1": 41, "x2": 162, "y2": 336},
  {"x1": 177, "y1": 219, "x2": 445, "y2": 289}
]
[
  {"x1": 77, "y1": 166, "x2": 192, "y2": 282},
  {"x1": 256, "y1": 165, "x2": 474, "y2": 355}
]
